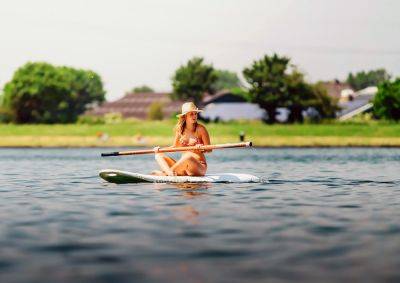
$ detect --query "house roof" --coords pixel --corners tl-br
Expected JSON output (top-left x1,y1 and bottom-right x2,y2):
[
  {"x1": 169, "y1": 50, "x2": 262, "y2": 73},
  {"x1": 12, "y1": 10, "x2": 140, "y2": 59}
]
[
  {"x1": 86, "y1": 92, "x2": 183, "y2": 119},
  {"x1": 202, "y1": 89, "x2": 246, "y2": 105},
  {"x1": 337, "y1": 86, "x2": 378, "y2": 120},
  {"x1": 321, "y1": 80, "x2": 354, "y2": 99}
]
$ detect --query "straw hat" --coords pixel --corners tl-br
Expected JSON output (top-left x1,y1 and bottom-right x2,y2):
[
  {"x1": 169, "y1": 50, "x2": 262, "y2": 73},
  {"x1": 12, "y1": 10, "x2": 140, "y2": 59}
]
[{"x1": 176, "y1": 102, "x2": 203, "y2": 117}]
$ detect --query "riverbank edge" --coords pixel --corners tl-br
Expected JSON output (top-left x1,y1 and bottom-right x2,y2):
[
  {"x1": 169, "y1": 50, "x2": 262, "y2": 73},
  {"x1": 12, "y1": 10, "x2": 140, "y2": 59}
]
[{"x1": 2, "y1": 136, "x2": 400, "y2": 147}]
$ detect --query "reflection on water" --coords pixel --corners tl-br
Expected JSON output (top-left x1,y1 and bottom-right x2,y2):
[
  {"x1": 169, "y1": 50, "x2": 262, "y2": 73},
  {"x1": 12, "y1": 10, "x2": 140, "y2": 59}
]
[
  {"x1": 173, "y1": 206, "x2": 200, "y2": 225},
  {"x1": 157, "y1": 183, "x2": 209, "y2": 225},
  {"x1": 0, "y1": 147, "x2": 400, "y2": 283}
]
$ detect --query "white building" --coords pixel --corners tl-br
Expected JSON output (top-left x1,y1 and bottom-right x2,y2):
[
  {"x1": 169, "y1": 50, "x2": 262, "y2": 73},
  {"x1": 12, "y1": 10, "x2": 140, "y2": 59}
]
[{"x1": 201, "y1": 90, "x2": 266, "y2": 121}]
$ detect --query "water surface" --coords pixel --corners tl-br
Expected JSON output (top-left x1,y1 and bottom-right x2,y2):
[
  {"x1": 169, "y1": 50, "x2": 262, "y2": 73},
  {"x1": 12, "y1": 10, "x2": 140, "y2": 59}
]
[{"x1": 0, "y1": 148, "x2": 399, "y2": 283}]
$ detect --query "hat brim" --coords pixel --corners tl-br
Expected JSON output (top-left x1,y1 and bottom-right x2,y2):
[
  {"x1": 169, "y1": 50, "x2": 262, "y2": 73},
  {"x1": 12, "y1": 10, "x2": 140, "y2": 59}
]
[{"x1": 176, "y1": 109, "x2": 203, "y2": 117}]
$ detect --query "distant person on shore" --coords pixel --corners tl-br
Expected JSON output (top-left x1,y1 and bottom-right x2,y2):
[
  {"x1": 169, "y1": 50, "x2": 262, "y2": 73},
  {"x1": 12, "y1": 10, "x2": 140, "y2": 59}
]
[{"x1": 152, "y1": 102, "x2": 211, "y2": 176}]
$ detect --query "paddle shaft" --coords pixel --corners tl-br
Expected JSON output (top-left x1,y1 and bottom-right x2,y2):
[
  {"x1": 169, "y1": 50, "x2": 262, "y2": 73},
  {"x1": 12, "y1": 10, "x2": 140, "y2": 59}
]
[{"x1": 101, "y1": 141, "x2": 252, "y2": 157}]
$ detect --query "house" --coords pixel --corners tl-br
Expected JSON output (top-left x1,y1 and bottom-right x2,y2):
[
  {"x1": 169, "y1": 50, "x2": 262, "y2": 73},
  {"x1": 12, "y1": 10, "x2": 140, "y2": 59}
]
[
  {"x1": 321, "y1": 80, "x2": 355, "y2": 102},
  {"x1": 87, "y1": 83, "x2": 376, "y2": 122},
  {"x1": 338, "y1": 86, "x2": 377, "y2": 120},
  {"x1": 319, "y1": 80, "x2": 378, "y2": 120},
  {"x1": 200, "y1": 90, "x2": 266, "y2": 121},
  {"x1": 86, "y1": 92, "x2": 182, "y2": 119},
  {"x1": 88, "y1": 89, "x2": 266, "y2": 121}
]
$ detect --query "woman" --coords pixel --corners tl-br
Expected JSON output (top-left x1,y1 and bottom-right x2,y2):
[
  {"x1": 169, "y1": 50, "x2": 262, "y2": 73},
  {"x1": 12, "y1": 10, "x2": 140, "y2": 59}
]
[{"x1": 152, "y1": 102, "x2": 211, "y2": 176}]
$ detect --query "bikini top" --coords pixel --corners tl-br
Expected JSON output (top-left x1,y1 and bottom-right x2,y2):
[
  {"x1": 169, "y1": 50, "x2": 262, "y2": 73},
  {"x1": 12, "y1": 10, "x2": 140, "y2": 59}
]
[
  {"x1": 179, "y1": 134, "x2": 201, "y2": 146},
  {"x1": 179, "y1": 133, "x2": 207, "y2": 165}
]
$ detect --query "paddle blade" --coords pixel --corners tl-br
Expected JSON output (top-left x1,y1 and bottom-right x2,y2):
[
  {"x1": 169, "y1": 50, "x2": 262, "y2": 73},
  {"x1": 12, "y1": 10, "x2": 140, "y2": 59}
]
[{"x1": 101, "y1": 152, "x2": 119, "y2": 157}]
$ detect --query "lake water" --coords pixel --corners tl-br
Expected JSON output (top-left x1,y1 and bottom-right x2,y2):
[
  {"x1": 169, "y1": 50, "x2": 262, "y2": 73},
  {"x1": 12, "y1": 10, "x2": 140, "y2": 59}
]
[{"x1": 0, "y1": 147, "x2": 399, "y2": 283}]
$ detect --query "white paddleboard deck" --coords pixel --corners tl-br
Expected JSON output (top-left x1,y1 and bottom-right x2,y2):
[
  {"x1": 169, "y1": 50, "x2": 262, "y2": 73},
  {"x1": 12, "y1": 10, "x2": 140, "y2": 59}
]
[{"x1": 100, "y1": 169, "x2": 260, "y2": 184}]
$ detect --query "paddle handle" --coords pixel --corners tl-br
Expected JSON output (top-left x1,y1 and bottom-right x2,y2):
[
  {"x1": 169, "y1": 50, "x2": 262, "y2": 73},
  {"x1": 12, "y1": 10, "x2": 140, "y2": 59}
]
[{"x1": 101, "y1": 141, "x2": 252, "y2": 157}]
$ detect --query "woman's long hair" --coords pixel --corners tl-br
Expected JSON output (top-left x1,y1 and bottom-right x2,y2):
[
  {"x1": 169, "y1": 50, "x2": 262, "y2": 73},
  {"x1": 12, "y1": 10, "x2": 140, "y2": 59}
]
[
  {"x1": 174, "y1": 115, "x2": 197, "y2": 136},
  {"x1": 174, "y1": 116, "x2": 186, "y2": 136}
]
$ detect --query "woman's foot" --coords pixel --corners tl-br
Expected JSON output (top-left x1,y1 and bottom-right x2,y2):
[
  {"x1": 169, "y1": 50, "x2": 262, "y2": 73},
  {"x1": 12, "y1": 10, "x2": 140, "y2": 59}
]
[{"x1": 166, "y1": 170, "x2": 177, "y2": 177}]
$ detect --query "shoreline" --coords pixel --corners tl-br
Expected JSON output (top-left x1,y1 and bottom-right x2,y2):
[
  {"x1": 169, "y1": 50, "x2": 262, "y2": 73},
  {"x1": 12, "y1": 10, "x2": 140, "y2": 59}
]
[
  {"x1": 1, "y1": 136, "x2": 400, "y2": 148},
  {"x1": 2, "y1": 146, "x2": 400, "y2": 149}
]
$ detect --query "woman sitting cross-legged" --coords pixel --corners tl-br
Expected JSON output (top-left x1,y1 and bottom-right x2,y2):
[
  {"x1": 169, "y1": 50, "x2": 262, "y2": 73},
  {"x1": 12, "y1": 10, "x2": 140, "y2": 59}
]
[{"x1": 152, "y1": 102, "x2": 211, "y2": 176}]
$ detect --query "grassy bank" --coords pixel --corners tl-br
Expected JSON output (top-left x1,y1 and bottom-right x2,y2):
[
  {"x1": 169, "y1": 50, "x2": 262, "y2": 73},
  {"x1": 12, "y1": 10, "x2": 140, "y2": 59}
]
[{"x1": 1, "y1": 121, "x2": 400, "y2": 147}]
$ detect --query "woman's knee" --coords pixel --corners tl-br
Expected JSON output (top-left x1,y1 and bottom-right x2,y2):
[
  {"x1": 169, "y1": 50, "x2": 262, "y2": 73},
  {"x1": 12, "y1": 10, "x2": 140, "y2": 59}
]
[
  {"x1": 155, "y1": 153, "x2": 165, "y2": 160},
  {"x1": 181, "y1": 154, "x2": 196, "y2": 162}
]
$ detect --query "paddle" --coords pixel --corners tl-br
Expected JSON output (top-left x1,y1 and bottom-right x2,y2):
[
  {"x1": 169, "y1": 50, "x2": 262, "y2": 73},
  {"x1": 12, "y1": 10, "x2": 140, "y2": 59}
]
[{"x1": 101, "y1": 141, "x2": 252, "y2": 157}]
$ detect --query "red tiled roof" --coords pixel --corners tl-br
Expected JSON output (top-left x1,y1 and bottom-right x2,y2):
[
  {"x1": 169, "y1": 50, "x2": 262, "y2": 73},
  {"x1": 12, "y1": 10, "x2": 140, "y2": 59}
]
[{"x1": 86, "y1": 92, "x2": 183, "y2": 119}]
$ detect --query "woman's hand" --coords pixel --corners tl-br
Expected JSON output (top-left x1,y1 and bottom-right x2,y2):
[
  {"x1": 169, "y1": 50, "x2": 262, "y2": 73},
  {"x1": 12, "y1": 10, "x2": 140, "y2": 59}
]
[
  {"x1": 153, "y1": 146, "x2": 160, "y2": 153},
  {"x1": 195, "y1": 143, "x2": 204, "y2": 152}
]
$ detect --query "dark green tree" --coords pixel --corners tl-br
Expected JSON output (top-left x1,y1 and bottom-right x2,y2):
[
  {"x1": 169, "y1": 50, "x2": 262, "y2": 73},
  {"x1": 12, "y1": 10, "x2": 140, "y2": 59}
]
[
  {"x1": 212, "y1": 70, "x2": 241, "y2": 91},
  {"x1": 62, "y1": 66, "x2": 105, "y2": 117},
  {"x1": 285, "y1": 69, "x2": 316, "y2": 123},
  {"x1": 373, "y1": 78, "x2": 400, "y2": 121},
  {"x1": 243, "y1": 54, "x2": 339, "y2": 123},
  {"x1": 171, "y1": 57, "x2": 217, "y2": 105},
  {"x1": 310, "y1": 82, "x2": 340, "y2": 119},
  {"x1": 2, "y1": 62, "x2": 105, "y2": 123},
  {"x1": 242, "y1": 54, "x2": 290, "y2": 123},
  {"x1": 346, "y1": 69, "x2": 391, "y2": 90},
  {"x1": 131, "y1": 85, "x2": 154, "y2": 93},
  {"x1": 284, "y1": 70, "x2": 339, "y2": 123}
]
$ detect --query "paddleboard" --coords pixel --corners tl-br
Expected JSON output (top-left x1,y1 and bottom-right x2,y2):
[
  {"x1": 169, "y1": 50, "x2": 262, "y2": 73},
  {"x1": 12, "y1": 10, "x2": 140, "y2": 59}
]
[{"x1": 99, "y1": 169, "x2": 261, "y2": 184}]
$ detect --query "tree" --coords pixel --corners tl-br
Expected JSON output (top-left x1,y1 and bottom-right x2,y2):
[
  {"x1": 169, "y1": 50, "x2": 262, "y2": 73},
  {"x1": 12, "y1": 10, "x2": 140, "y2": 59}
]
[
  {"x1": 243, "y1": 54, "x2": 339, "y2": 123},
  {"x1": 2, "y1": 62, "x2": 105, "y2": 123},
  {"x1": 373, "y1": 78, "x2": 400, "y2": 121},
  {"x1": 308, "y1": 82, "x2": 340, "y2": 120},
  {"x1": 131, "y1": 85, "x2": 154, "y2": 93},
  {"x1": 62, "y1": 66, "x2": 105, "y2": 117},
  {"x1": 171, "y1": 57, "x2": 217, "y2": 105},
  {"x1": 285, "y1": 69, "x2": 316, "y2": 123},
  {"x1": 212, "y1": 70, "x2": 241, "y2": 91},
  {"x1": 284, "y1": 69, "x2": 339, "y2": 123},
  {"x1": 242, "y1": 54, "x2": 290, "y2": 123},
  {"x1": 346, "y1": 69, "x2": 391, "y2": 91}
]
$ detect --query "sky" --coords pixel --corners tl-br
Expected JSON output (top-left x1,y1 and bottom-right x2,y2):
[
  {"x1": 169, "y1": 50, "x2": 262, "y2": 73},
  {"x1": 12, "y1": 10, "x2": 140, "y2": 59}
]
[{"x1": 1, "y1": 0, "x2": 400, "y2": 100}]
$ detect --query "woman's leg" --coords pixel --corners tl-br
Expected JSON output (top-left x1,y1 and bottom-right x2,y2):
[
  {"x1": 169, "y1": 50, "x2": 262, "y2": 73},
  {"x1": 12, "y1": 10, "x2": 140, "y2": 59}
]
[
  {"x1": 154, "y1": 153, "x2": 176, "y2": 176},
  {"x1": 171, "y1": 153, "x2": 207, "y2": 176}
]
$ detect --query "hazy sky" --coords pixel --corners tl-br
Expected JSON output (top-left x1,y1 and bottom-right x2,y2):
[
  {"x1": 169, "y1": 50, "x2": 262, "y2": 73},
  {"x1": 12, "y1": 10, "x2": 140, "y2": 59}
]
[{"x1": 1, "y1": 0, "x2": 400, "y2": 100}]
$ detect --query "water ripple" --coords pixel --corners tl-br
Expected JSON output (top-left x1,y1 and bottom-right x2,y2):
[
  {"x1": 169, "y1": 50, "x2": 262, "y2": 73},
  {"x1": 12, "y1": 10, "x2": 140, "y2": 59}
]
[{"x1": 1, "y1": 147, "x2": 400, "y2": 282}]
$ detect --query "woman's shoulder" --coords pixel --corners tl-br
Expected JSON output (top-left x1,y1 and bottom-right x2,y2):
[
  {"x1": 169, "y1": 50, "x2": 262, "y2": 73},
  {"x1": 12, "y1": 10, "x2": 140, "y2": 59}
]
[{"x1": 196, "y1": 123, "x2": 208, "y2": 132}]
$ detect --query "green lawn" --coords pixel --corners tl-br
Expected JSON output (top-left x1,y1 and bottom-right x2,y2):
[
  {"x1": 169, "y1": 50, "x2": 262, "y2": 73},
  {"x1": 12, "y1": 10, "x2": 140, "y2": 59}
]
[
  {"x1": 1, "y1": 121, "x2": 400, "y2": 147},
  {"x1": 0, "y1": 121, "x2": 400, "y2": 137}
]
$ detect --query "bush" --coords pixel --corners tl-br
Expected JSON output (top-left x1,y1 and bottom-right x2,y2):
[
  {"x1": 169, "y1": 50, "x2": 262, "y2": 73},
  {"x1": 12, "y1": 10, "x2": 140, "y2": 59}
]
[
  {"x1": 148, "y1": 102, "x2": 164, "y2": 120},
  {"x1": 373, "y1": 78, "x2": 400, "y2": 121},
  {"x1": 77, "y1": 115, "x2": 105, "y2": 124},
  {"x1": 0, "y1": 107, "x2": 14, "y2": 123}
]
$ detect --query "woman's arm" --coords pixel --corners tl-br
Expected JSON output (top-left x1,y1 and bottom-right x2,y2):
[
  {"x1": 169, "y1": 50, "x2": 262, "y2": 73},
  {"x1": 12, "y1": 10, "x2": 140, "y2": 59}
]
[
  {"x1": 172, "y1": 132, "x2": 180, "y2": 147},
  {"x1": 154, "y1": 132, "x2": 179, "y2": 153},
  {"x1": 198, "y1": 125, "x2": 212, "y2": 153}
]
